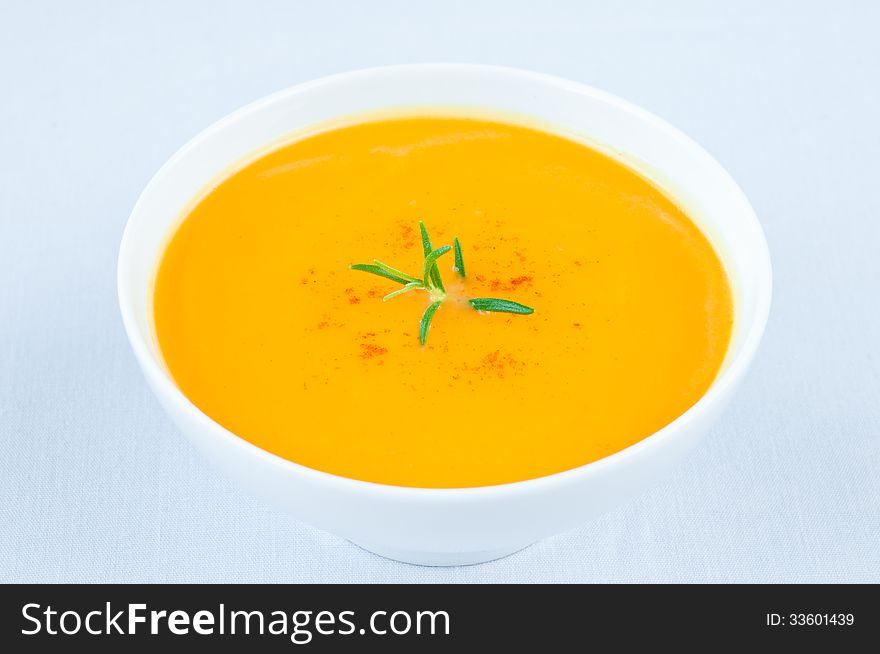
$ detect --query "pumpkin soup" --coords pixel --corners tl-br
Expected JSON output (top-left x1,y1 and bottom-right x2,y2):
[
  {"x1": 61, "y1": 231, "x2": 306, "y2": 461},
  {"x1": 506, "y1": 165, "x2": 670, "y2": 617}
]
[{"x1": 153, "y1": 115, "x2": 733, "y2": 488}]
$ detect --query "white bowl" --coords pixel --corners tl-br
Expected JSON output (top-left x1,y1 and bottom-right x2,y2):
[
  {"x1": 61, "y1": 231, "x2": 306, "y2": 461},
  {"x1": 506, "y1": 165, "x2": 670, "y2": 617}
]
[{"x1": 118, "y1": 64, "x2": 771, "y2": 566}]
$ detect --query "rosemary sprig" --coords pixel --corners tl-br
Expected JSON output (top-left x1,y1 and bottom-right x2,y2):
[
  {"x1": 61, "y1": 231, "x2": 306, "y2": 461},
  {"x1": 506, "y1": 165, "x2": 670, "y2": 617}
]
[{"x1": 350, "y1": 222, "x2": 535, "y2": 345}]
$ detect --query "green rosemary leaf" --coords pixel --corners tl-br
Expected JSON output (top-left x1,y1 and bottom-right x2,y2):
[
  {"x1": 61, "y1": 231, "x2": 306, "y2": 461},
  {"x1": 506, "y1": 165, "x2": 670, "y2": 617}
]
[
  {"x1": 431, "y1": 267, "x2": 446, "y2": 294},
  {"x1": 419, "y1": 221, "x2": 445, "y2": 290},
  {"x1": 418, "y1": 221, "x2": 432, "y2": 257},
  {"x1": 383, "y1": 282, "x2": 423, "y2": 302},
  {"x1": 468, "y1": 298, "x2": 535, "y2": 314},
  {"x1": 419, "y1": 301, "x2": 442, "y2": 345},
  {"x1": 422, "y1": 245, "x2": 451, "y2": 288},
  {"x1": 350, "y1": 263, "x2": 414, "y2": 286},
  {"x1": 453, "y1": 237, "x2": 466, "y2": 278},
  {"x1": 371, "y1": 260, "x2": 422, "y2": 284}
]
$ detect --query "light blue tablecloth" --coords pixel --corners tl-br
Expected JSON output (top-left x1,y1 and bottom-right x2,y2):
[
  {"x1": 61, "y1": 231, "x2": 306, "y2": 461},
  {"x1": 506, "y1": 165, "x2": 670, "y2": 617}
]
[{"x1": 1, "y1": 0, "x2": 878, "y2": 583}]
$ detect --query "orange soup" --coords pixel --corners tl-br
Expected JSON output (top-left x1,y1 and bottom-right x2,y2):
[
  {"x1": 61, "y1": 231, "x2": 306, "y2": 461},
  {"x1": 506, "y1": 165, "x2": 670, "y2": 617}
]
[{"x1": 153, "y1": 115, "x2": 733, "y2": 488}]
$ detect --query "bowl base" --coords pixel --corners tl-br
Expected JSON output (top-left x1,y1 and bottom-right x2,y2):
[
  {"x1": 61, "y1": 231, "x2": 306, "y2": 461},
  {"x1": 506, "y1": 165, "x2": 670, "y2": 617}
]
[{"x1": 350, "y1": 541, "x2": 532, "y2": 566}]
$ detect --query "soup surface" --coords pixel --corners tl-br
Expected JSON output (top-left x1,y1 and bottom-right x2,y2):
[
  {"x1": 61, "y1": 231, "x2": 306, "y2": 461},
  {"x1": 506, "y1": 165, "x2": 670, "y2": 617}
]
[{"x1": 154, "y1": 115, "x2": 733, "y2": 488}]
